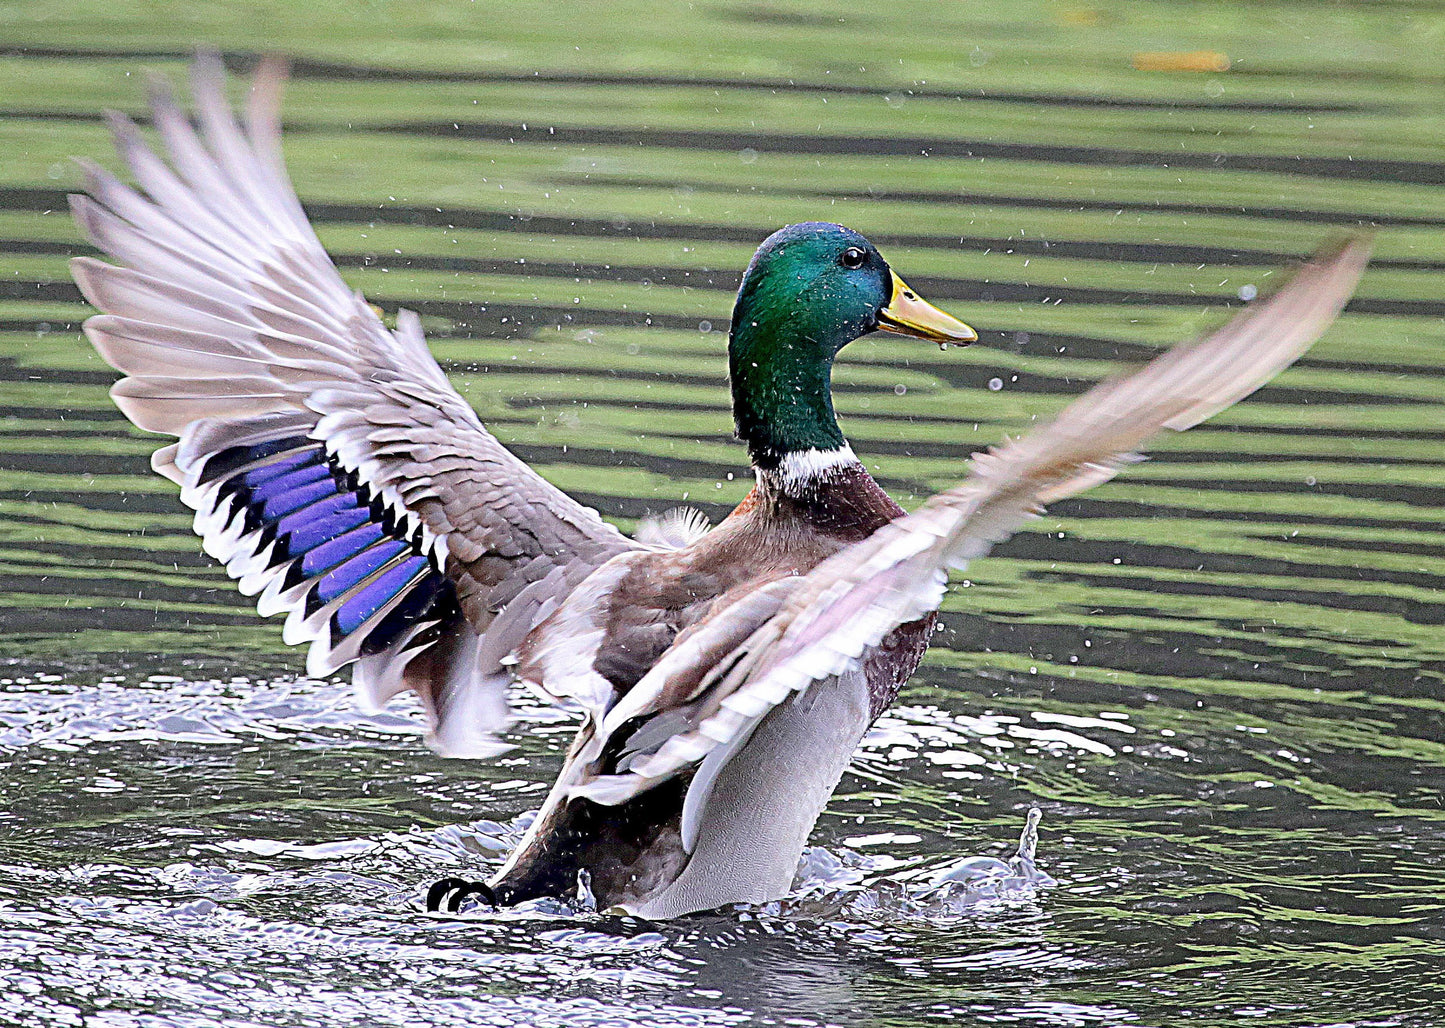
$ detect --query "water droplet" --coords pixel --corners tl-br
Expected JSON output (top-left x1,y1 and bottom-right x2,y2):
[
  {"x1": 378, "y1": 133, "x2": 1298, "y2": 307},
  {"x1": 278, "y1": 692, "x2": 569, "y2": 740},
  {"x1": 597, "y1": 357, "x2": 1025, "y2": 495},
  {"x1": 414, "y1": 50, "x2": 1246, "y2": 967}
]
[
  {"x1": 1238, "y1": 283, "x2": 1258, "y2": 301},
  {"x1": 894, "y1": 384, "x2": 907, "y2": 396},
  {"x1": 575, "y1": 868, "x2": 597, "y2": 910},
  {"x1": 987, "y1": 377, "x2": 1004, "y2": 391},
  {"x1": 738, "y1": 147, "x2": 758, "y2": 164}
]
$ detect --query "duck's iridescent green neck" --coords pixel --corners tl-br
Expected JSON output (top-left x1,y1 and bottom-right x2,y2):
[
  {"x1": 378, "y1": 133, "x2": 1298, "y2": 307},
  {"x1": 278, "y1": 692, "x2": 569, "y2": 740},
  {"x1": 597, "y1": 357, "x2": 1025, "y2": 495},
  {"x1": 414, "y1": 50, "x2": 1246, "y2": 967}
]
[
  {"x1": 728, "y1": 314, "x2": 849, "y2": 470},
  {"x1": 727, "y1": 229, "x2": 882, "y2": 471}
]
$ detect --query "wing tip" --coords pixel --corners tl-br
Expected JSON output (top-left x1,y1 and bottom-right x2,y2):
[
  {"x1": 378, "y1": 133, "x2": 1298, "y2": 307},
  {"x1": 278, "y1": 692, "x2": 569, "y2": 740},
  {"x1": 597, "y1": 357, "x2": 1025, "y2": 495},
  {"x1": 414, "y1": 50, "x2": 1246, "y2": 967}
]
[
  {"x1": 1154, "y1": 229, "x2": 1373, "y2": 435},
  {"x1": 1261, "y1": 230, "x2": 1373, "y2": 309},
  {"x1": 1309, "y1": 228, "x2": 1375, "y2": 269},
  {"x1": 251, "y1": 53, "x2": 291, "y2": 92},
  {"x1": 191, "y1": 46, "x2": 227, "y2": 84},
  {"x1": 69, "y1": 255, "x2": 108, "y2": 309}
]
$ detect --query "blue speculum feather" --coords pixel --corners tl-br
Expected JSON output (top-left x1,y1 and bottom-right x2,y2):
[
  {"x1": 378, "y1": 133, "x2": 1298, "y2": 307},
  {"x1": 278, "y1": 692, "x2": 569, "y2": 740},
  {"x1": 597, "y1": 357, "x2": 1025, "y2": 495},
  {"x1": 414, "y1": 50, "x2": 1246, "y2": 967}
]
[
  {"x1": 260, "y1": 475, "x2": 339, "y2": 520},
  {"x1": 199, "y1": 435, "x2": 313, "y2": 485},
  {"x1": 360, "y1": 570, "x2": 446, "y2": 656},
  {"x1": 314, "y1": 540, "x2": 410, "y2": 606},
  {"x1": 300, "y1": 523, "x2": 386, "y2": 577},
  {"x1": 333, "y1": 555, "x2": 430, "y2": 636},
  {"x1": 274, "y1": 491, "x2": 361, "y2": 537},
  {"x1": 246, "y1": 461, "x2": 330, "y2": 504},
  {"x1": 240, "y1": 449, "x2": 321, "y2": 487},
  {"x1": 285, "y1": 506, "x2": 373, "y2": 561},
  {"x1": 198, "y1": 438, "x2": 454, "y2": 658}
]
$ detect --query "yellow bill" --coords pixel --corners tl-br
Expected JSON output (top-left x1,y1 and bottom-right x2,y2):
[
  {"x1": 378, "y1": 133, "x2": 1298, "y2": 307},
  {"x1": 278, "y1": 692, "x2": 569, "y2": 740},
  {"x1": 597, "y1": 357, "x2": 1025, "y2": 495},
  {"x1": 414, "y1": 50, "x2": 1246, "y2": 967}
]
[{"x1": 875, "y1": 275, "x2": 977, "y2": 347}]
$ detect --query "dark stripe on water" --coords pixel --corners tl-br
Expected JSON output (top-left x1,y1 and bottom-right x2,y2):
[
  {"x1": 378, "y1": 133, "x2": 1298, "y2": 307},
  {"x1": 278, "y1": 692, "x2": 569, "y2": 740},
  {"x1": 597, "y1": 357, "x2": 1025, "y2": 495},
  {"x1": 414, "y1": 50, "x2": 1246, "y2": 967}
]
[
  {"x1": 929, "y1": 612, "x2": 1443, "y2": 702},
  {"x1": 1039, "y1": 569, "x2": 1445, "y2": 626},
  {"x1": 6, "y1": 184, "x2": 1442, "y2": 235},
  {"x1": 561, "y1": 175, "x2": 1445, "y2": 229},
  {"x1": 0, "y1": 46, "x2": 1373, "y2": 114},
  {"x1": 387, "y1": 119, "x2": 1445, "y2": 187}
]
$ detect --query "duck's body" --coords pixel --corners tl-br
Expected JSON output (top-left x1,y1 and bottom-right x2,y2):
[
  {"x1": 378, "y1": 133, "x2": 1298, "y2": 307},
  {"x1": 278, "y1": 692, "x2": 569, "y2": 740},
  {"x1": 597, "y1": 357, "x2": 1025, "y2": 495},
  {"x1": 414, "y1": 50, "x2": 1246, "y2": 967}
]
[
  {"x1": 71, "y1": 55, "x2": 1369, "y2": 919},
  {"x1": 524, "y1": 455, "x2": 920, "y2": 709},
  {"x1": 497, "y1": 457, "x2": 932, "y2": 915}
]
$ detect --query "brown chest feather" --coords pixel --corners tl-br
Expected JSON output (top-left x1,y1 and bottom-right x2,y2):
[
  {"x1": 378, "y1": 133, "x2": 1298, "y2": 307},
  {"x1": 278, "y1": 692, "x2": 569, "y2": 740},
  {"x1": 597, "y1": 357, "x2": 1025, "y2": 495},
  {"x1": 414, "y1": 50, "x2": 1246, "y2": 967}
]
[{"x1": 593, "y1": 464, "x2": 920, "y2": 695}]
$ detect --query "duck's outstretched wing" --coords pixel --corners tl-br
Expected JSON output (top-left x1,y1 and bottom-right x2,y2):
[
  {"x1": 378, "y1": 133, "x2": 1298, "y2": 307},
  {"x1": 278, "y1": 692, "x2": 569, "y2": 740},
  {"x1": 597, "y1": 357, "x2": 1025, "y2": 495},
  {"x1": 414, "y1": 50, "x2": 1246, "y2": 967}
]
[
  {"x1": 70, "y1": 53, "x2": 634, "y2": 756},
  {"x1": 571, "y1": 234, "x2": 1372, "y2": 826}
]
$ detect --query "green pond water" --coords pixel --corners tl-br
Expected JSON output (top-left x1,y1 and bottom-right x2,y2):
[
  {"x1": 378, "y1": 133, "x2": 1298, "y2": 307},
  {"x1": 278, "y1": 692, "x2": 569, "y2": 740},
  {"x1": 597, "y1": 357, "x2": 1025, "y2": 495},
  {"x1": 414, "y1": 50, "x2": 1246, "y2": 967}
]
[{"x1": 1, "y1": 2, "x2": 1444, "y2": 1026}]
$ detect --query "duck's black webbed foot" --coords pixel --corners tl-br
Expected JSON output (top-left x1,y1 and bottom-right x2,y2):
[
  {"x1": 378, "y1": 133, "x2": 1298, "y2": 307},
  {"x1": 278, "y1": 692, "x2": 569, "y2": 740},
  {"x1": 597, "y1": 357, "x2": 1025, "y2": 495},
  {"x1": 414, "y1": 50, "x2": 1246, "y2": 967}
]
[{"x1": 425, "y1": 876, "x2": 498, "y2": 913}]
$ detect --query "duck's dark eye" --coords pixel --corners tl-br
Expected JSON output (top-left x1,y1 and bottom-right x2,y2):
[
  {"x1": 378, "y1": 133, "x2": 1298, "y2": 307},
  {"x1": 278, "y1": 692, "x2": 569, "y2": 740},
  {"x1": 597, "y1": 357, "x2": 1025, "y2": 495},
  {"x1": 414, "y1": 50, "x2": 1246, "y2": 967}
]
[{"x1": 839, "y1": 246, "x2": 866, "y2": 269}]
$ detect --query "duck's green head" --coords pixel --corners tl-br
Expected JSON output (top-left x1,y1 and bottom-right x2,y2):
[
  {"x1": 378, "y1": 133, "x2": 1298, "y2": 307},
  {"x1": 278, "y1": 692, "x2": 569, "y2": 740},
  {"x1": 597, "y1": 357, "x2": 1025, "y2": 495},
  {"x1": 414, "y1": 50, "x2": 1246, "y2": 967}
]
[{"x1": 729, "y1": 222, "x2": 976, "y2": 470}]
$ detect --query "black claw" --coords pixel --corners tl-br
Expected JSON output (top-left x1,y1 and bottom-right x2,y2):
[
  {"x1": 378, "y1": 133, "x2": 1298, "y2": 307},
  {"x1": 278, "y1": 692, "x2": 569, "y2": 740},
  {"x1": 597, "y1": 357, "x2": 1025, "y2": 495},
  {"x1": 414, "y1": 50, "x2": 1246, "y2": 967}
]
[
  {"x1": 425, "y1": 877, "x2": 466, "y2": 911},
  {"x1": 425, "y1": 876, "x2": 497, "y2": 913},
  {"x1": 446, "y1": 880, "x2": 496, "y2": 913}
]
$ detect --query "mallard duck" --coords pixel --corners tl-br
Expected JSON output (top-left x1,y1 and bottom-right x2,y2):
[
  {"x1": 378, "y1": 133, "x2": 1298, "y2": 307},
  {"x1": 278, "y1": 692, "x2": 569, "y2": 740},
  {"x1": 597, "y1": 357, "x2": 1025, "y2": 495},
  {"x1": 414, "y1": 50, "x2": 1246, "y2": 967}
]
[{"x1": 70, "y1": 54, "x2": 1370, "y2": 918}]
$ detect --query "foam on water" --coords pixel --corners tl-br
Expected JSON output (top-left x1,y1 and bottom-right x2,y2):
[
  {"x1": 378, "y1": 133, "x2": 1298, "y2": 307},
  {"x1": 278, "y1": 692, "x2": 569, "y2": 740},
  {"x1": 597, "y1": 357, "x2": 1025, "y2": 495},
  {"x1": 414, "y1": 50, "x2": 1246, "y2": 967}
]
[{"x1": 0, "y1": 672, "x2": 424, "y2": 752}]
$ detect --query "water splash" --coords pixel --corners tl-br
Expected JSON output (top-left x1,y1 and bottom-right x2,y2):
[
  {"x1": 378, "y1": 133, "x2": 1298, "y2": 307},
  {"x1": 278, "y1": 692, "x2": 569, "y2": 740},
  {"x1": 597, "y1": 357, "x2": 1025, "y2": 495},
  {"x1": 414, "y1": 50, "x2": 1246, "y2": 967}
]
[
  {"x1": 781, "y1": 808, "x2": 1055, "y2": 920},
  {"x1": 423, "y1": 809, "x2": 1055, "y2": 923},
  {"x1": 910, "y1": 807, "x2": 1057, "y2": 907}
]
